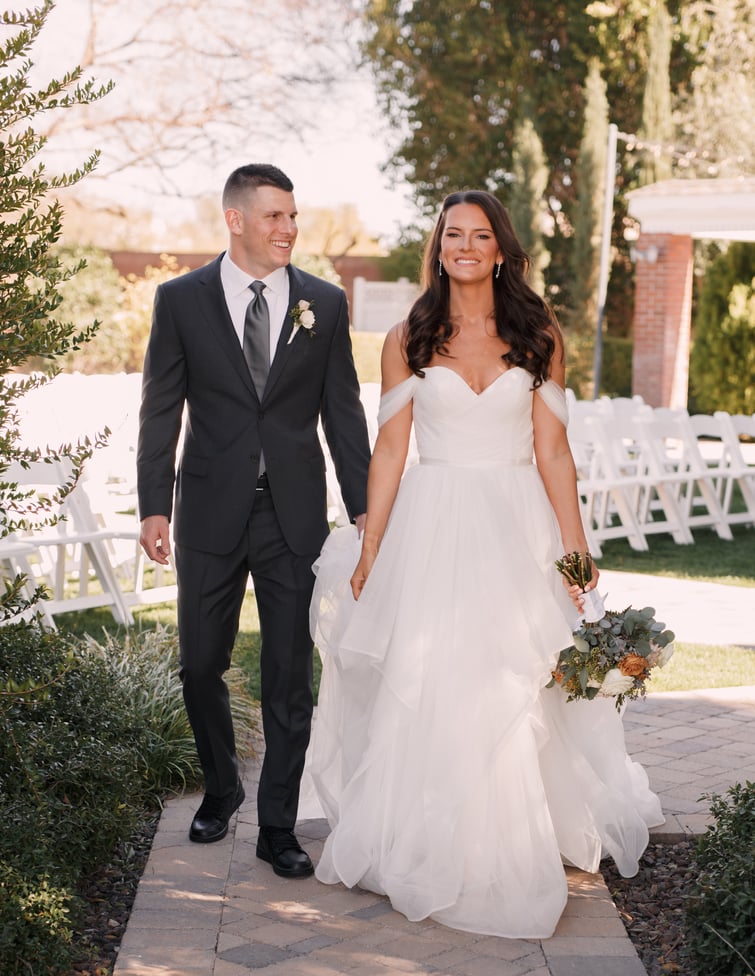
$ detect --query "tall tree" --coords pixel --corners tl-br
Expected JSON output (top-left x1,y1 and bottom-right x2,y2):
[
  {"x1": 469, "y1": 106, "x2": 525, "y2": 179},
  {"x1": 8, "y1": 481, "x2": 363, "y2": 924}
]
[
  {"x1": 508, "y1": 113, "x2": 550, "y2": 297},
  {"x1": 0, "y1": 1, "x2": 109, "y2": 620},
  {"x1": 676, "y1": 0, "x2": 755, "y2": 177},
  {"x1": 362, "y1": 0, "x2": 598, "y2": 218},
  {"x1": 571, "y1": 59, "x2": 609, "y2": 333},
  {"x1": 639, "y1": 0, "x2": 673, "y2": 184},
  {"x1": 360, "y1": 0, "x2": 691, "y2": 319}
]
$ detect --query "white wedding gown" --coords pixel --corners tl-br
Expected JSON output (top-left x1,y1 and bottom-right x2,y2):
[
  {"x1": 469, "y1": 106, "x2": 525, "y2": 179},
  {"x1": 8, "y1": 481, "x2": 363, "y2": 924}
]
[{"x1": 305, "y1": 366, "x2": 663, "y2": 939}]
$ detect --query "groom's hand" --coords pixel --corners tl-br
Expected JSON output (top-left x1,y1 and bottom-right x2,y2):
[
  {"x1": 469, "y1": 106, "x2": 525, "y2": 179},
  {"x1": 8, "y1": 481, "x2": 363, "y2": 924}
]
[{"x1": 140, "y1": 514, "x2": 172, "y2": 565}]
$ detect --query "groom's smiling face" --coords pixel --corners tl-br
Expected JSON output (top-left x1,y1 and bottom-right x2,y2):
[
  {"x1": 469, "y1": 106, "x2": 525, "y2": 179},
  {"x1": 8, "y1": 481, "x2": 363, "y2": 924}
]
[{"x1": 228, "y1": 184, "x2": 299, "y2": 278}]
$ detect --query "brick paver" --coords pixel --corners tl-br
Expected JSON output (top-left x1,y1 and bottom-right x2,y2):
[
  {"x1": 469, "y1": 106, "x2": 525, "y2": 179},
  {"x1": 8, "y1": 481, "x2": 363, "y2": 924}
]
[{"x1": 113, "y1": 570, "x2": 755, "y2": 976}]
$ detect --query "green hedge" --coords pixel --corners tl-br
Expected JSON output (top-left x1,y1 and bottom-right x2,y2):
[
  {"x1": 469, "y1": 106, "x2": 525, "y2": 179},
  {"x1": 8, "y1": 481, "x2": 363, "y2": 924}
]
[
  {"x1": 564, "y1": 332, "x2": 633, "y2": 399},
  {"x1": 685, "y1": 781, "x2": 755, "y2": 975},
  {"x1": 0, "y1": 623, "x2": 149, "y2": 972},
  {"x1": 0, "y1": 620, "x2": 257, "y2": 973}
]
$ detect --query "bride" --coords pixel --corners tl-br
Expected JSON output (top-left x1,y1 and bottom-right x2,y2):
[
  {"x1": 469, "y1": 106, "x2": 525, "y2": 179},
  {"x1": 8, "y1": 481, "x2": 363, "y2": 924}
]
[{"x1": 306, "y1": 189, "x2": 663, "y2": 939}]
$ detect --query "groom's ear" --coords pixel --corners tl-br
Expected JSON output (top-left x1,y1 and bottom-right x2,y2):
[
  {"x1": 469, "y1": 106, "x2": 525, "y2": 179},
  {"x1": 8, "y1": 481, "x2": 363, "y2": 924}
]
[{"x1": 225, "y1": 208, "x2": 243, "y2": 236}]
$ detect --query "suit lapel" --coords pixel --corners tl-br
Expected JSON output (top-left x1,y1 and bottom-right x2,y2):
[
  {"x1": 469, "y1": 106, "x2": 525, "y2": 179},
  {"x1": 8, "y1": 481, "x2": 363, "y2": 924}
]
[
  {"x1": 197, "y1": 256, "x2": 257, "y2": 398},
  {"x1": 262, "y1": 265, "x2": 307, "y2": 401}
]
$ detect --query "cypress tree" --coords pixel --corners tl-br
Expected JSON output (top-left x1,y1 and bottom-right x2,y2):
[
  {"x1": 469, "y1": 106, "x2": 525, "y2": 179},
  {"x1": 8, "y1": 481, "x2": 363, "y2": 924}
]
[
  {"x1": 508, "y1": 112, "x2": 550, "y2": 297},
  {"x1": 571, "y1": 59, "x2": 609, "y2": 335},
  {"x1": 639, "y1": 0, "x2": 673, "y2": 184}
]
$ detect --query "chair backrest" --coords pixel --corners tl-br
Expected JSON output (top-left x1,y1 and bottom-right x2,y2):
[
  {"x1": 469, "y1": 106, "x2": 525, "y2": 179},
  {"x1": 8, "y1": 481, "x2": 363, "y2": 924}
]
[
  {"x1": 726, "y1": 413, "x2": 755, "y2": 441},
  {"x1": 638, "y1": 413, "x2": 710, "y2": 477},
  {"x1": 598, "y1": 395, "x2": 651, "y2": 421},
  {"x1": 714, "y1": 412, "x2": 755, "y2": 468},
  {"x1": 689, "y1": 414, "x2": 740, "y2": 471}
]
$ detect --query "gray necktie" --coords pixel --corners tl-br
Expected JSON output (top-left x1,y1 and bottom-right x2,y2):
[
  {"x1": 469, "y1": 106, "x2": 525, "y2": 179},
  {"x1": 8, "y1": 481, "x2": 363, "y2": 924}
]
[{"x1": 243, "y1": 281, "x2": 270, "y2": 398}]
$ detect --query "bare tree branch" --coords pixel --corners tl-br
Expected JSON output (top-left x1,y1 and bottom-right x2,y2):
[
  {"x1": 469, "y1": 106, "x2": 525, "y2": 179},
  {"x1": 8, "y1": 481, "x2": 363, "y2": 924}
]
[{"x1": 35, "y1": 0, "x2": 362, "y2": 197}]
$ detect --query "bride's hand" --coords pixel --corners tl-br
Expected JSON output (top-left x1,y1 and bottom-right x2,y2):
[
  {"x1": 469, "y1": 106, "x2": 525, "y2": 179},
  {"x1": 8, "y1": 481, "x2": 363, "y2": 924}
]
[
  {"x1": 562, "y1": 562, "x2": 600, "y2": 611},
  {"x1": 350, "y1": 548, "x2": 377, "y2": 600},
  {"x1": 565, "y1": 581, "x2": 586, "y2": 611}
]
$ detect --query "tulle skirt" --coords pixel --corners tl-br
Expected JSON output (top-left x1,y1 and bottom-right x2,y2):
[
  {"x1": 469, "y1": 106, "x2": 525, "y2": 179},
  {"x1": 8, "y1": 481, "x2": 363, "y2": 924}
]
[{"x1": 305, "y1": 461, "x2": 664, "y2": 938}]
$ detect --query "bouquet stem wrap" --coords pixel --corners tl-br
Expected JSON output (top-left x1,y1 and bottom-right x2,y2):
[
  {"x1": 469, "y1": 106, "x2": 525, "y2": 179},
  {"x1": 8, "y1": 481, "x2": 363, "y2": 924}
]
[{"x1": 579, "y1": 588, "x2": 606, "y2": 624}]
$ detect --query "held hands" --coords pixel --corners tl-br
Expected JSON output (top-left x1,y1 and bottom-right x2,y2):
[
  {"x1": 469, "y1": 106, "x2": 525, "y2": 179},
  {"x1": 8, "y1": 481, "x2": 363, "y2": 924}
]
[{"x1": 140, "y1": 514, "x2": 172, "y2": 566}]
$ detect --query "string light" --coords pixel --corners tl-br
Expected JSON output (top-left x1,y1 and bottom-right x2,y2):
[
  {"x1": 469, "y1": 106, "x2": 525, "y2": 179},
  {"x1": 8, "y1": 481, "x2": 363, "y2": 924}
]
[{"x1": 616, "y1": 130, "x2": 749, "y2": 176}]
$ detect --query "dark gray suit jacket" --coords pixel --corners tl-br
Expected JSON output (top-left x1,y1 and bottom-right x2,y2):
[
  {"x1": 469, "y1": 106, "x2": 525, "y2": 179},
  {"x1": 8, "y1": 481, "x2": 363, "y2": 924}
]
[{"x1": 137, "y1": 256, "x2": 370, "y2": 556}]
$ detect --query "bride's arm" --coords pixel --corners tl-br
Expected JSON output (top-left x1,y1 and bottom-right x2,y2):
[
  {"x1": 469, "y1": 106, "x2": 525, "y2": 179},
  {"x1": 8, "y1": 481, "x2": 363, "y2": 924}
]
[
  {"x1": 533, "y1": 334, "x2": 599, "y2": 600},
  {"x1": 351, "y1": 325, "x2": 413, "y2": 600}
]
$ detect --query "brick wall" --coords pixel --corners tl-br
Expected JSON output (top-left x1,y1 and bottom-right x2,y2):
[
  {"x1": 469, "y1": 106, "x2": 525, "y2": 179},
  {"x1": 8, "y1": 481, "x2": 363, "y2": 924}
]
[
  {"x1": 631, "y1": 233, "x2": 693, "y2": 408},
  {"x1": 108, "y1": 251, "x2": 388, "y2": 316}
]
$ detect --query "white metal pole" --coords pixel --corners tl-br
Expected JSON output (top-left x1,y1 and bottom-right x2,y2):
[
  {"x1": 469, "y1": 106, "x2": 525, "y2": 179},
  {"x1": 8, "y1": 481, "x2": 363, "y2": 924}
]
[{"x1": 592, "y1": 122, "x2": 618, "y2": 399}]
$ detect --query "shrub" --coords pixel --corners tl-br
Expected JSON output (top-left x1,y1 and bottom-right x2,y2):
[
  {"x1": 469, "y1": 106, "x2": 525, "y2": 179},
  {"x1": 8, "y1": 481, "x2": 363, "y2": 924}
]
[
  {"x1": 0, "y1": 864, "x2": 74, "y2": 975},
  {"x1": 564, "y1": 331, "x2": 632, "y2": 399},
  {"x1": 685, "y1": 781, "x2": 755, "y2": 976},
  {"x1": 0, "y1": 623, "x2": 148, "y2": 877},
  {"x1": 80, "y1": 625, "x2": 260, "y2": 797},
  {"x1": 0, "y1": 618, "x2": 260, "y2": 973},
  {"x1": 689, "y1": 242, "x2": 755, "y2": 414},
  {"x1": 0, "y1": 621, "x2": 148, "y2": 973}
]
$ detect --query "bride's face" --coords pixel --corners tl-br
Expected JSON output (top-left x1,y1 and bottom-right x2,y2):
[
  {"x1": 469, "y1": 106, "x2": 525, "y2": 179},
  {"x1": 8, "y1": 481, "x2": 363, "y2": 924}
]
[{"x1": 439, "y1": 204, "x2": 503, "y2": 284}]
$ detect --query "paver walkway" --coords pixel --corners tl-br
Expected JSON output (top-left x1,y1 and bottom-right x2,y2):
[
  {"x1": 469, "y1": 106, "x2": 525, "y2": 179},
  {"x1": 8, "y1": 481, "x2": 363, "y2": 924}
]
[{"x1": 113, "y1": 572, "x2": 755, "y2": 976}]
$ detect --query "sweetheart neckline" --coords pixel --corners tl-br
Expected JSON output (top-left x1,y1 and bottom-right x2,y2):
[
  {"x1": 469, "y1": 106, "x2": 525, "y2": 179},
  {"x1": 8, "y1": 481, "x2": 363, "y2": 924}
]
[{"x1": 425, "y1": 364, "x2": 524, "y2": 397}]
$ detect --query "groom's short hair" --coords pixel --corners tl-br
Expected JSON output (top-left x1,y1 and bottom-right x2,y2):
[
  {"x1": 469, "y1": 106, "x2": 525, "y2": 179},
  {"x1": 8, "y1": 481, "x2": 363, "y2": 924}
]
[{"x1": 222, "y1": 164, "x2": 294, "y2": 210}]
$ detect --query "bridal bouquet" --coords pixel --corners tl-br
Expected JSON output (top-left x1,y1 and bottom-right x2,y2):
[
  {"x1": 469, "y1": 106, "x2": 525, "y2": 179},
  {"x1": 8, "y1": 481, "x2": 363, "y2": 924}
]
[
  {"x1": 548, "y1": 605, "x2": 675, "y2": 710},
  {"x1": 555, "y1": 550, "x2": 605, "y2": 622}
]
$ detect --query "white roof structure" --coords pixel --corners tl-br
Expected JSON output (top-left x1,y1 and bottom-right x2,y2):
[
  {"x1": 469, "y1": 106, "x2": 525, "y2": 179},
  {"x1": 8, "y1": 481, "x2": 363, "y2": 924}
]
[{"x1": 627, "y1": 178, "x2": 755, "y2": 241}]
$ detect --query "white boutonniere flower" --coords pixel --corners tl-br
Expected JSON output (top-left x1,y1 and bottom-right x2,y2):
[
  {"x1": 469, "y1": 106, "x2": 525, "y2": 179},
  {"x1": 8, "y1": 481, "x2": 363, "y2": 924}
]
[{"x1": 287, "y1": 299, "x2": 316, "y2": 344}]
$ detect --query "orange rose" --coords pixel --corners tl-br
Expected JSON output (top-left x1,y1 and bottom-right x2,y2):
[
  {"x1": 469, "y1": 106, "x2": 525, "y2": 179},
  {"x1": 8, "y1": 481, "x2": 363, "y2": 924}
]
[
  {"x1": 552, "y1": 670, "x2": 564, "y2": 685},
  {"x1": 618, "y1": 653, "x2": 649, "y2": 678}
]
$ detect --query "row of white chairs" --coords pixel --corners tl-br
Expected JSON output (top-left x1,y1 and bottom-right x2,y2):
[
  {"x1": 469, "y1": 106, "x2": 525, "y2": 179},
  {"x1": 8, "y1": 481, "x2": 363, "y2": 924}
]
[
  {"x1": 565, "y1": 396, "x2": 755, "y2": 557},
  {"x1": 2, "y1": 376, "x2": 752, "y2": 626},
  {"x1": 0, "y1": 458, "x2": 175, "y2": 629}
]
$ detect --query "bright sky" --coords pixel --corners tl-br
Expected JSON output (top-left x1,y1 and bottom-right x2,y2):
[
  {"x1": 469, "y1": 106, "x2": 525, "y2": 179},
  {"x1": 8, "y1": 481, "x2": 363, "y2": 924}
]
[
  {"x1": 225, "y1": 79, "x2": 418, "y2": 243},
  {"x1": 33, "y1": 0, "x2": 418, "y2": 246}
]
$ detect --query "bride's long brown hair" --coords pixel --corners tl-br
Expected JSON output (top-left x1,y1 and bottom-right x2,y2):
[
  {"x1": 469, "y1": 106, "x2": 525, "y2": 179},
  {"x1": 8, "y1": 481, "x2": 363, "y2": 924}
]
[{"x1": 405, "y1": 190, "x2": 559, "y2": 388}]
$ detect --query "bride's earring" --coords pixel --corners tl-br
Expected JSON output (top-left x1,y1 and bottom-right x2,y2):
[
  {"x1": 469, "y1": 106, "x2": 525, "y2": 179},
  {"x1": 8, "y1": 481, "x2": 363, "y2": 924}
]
[
  {"x1": 438, "y1": 258, "x2": 443, "y2": 277},
  {"x1": 495, "y1": 261, "x2": 502, "y2": 279}
]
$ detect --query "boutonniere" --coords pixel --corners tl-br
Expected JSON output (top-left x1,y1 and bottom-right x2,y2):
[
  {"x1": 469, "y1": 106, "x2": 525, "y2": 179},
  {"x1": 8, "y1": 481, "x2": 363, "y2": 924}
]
[{"x1": 287, "y1": 299, "x2": 316, "y2": 344}]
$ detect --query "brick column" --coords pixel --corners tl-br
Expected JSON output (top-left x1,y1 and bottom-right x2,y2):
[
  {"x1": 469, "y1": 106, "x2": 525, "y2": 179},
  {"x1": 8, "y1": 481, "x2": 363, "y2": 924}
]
[{"x1": 631, "y1": 232, "x2": 693, "y2": 408}]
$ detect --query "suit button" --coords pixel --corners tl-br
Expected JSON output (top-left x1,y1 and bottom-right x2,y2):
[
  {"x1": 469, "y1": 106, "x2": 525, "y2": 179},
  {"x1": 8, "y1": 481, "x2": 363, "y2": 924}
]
[{"x1": 258, "y1": 410, "x2": 265, "y2": 419}]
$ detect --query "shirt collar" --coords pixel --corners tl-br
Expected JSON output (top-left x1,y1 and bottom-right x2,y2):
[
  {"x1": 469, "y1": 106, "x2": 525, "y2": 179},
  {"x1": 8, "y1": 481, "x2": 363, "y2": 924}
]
[{"x1": 221, "y1": 252, "x2": 289, "y2": 299}]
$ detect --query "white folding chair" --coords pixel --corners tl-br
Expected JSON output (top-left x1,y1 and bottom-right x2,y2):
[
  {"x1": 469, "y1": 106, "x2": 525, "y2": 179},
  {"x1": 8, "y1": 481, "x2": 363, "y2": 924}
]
[
  {"x1": 639, "y1": 413, "x2": 733, "y2": 540},
  {"x1": 0, "y1": 535, "x2": 58, "y2": 628},
  {"x1": 711, "y1": 412, "x2": 755, "y2": 527},
  {"x1": 6, "y1": 459, "x2": 135, "y2": 625},
  {"x1": 589, "y1": 415, "x2": 695, "y2": 545},
  {"x1": 567, "y1": 415, "x2": 649, "y2": 555}
]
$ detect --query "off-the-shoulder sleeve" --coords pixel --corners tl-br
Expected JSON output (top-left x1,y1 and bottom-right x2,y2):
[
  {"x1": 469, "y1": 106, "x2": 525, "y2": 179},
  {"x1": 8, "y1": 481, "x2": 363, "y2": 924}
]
[
  {"x1": 535, "y1": 380, "x2": 568, "y2": 427},
  {"x1": 377, "y1": 375, "x2": 419, "y2": 428}
]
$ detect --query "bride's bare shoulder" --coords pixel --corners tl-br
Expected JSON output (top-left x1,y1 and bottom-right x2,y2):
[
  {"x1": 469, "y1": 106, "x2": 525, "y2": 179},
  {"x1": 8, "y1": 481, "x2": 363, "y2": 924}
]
[{"x1": 380, "y1": 322, "x2": 412, "y2": 382}]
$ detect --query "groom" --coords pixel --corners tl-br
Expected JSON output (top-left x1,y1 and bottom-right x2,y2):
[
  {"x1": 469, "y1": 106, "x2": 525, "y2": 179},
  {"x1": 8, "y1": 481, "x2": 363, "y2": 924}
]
[{"x1": 137, "y1": 163, "x2": 370, "y2": 877}]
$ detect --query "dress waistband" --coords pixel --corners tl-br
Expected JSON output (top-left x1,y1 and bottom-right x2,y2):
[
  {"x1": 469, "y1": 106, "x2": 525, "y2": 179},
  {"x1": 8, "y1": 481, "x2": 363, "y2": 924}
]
[{"x1": 419, "y1": 456, "x2": 533, "y2": 468}]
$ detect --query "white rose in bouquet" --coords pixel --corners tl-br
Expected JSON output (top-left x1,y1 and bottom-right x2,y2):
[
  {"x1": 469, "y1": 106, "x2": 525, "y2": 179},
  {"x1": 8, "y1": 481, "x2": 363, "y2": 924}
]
[{"x1": 599, "y1": 668, "x2": 635, "y2": 698}]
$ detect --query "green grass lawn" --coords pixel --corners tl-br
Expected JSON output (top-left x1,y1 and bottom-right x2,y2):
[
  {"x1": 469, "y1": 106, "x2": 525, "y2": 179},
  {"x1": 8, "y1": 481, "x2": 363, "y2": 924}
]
[
  {"x1": 597, "y1": 524, "x2": 755, "y2": 588},
  {"x1": 61, "y1": 528, "x2": 755, "y2": 699},
  {"x1": 56, "y1": 350, "x2": 755, "y2": 700},
  {"x1": 650, "y1": 642, "x2": 755, "y2": 693}
]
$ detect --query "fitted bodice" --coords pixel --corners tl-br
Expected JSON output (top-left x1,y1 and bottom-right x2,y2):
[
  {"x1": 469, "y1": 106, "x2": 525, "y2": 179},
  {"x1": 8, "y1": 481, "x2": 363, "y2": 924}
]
[{"x1": 378, "y1": 365, "x2": 567, "y2": 468}]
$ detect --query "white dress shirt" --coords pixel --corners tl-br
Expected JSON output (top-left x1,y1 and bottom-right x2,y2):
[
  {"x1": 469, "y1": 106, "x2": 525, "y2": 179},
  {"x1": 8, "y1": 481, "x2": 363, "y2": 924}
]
[{"x1": 220, "y1": 253, "x2": 291, "y2": 364}]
